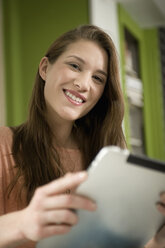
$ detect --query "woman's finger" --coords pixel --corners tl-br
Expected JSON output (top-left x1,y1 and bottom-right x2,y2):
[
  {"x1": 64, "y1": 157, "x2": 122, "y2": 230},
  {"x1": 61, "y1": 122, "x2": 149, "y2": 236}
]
[
  {"x1": 156, "y1": 192, "x2": 165, "y2": 215},
  {"x1": 154, "y1": 224, "x2": 165, "y2": 247},
  {"x1": 156, "y1": 202, "x2": 165, "y2": 215},
  {"x1": 41, "y1": 172, "x2": 87, "y2": 196},
  {"x1": 41, "y1": 194, "x2": 97, "y2": 211},
  {"x1": 42, "y1": 209, "x2": 78, "y2": 226},
  {"x1": 160, "y1": 192, "x2": 165, "y2": 204},
  {"x1": 29, "y1": 223, "x2": 72, "y2": 241},
  {"x1": 37, "y1": 224, "x2": 72, "y2": 240}
]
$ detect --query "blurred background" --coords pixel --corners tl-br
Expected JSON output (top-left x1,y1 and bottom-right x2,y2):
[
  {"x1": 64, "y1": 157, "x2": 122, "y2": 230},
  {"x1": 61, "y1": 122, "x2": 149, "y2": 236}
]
[{"x1": 0, "y1": 0, "x2": 165, "y2": 161}]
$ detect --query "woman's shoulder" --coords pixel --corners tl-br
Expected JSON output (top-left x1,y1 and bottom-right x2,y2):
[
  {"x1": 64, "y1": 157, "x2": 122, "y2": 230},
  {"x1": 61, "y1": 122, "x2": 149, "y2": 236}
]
[
  {"x1": 0, "y1": 126, "x2": 13, "y2": 149},
  {"x1": 0, "y1": 127, "x2": 14, "y2": 176}
]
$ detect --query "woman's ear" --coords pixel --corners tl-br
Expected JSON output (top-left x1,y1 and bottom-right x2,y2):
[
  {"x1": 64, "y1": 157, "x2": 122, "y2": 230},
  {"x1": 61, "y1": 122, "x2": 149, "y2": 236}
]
[{"x1": 39, "y1": 57, "x2": 49, "y2": 81}]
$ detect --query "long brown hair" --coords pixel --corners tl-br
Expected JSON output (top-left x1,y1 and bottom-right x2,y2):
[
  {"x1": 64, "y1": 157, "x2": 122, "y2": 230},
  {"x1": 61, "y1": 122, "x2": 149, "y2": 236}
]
[{"x1": 9, "y1": 25, "x2": 126, "y2": 203}]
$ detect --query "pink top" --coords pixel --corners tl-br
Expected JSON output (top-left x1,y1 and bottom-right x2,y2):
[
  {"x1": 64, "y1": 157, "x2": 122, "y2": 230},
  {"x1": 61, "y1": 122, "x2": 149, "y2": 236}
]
[{"x1": 0, "y1": 126, "x2": 83, "y2": 248}]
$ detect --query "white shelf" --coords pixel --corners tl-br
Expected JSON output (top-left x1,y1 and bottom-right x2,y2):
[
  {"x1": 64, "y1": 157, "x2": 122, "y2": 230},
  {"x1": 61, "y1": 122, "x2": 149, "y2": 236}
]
[
  {"x1": 125, "y1": 75, "x2": 143, "y2": 107},
  {"x1": 130, "y1": 137, "x2": 143, "y2": 147}
]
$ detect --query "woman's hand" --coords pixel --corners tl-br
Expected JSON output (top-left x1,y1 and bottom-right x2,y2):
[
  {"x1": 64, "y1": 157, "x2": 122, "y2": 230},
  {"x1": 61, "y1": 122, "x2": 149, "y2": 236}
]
[
  {"x1": 145, "y1": 193, "x2": 165, "y2": 248},
  {"x1": 19, "y1": 171, "x2": 96, "y2": 242},
  {"x1": 154, "y1": 193, "x2": 165, "y2": 247}
]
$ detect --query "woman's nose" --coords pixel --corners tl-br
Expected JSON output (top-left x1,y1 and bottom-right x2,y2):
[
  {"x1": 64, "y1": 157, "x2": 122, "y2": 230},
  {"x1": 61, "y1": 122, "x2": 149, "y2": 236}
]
[{"x1": 73, "y1": 73, "x2": 90, "y2": 91}]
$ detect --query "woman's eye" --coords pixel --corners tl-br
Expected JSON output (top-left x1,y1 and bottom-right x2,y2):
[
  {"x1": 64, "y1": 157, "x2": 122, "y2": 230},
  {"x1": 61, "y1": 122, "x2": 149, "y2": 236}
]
[
  {"x1": 93, "y1": 75, "x2": 104, "y2": 84},
  {"x1": 69, "y1": 63, "x2": 80, "y2": 70}
]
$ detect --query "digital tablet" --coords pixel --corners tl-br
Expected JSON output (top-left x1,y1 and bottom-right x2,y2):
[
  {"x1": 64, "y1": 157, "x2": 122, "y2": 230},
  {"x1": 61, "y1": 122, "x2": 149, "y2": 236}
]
[{"x1": 37, "y1": 146, "x2": 165, "y2": 248}]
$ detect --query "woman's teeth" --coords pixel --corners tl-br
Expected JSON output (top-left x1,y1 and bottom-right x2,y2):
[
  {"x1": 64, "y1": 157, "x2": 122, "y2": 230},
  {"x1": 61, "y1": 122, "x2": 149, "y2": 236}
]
[{"x1": 65, "y1": 91, "x2": 83, "y2": 103}]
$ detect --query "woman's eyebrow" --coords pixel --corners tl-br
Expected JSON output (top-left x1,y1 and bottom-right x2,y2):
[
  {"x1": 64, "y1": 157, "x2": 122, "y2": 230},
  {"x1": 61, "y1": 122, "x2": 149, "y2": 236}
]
[
  {"x1": 97, "y1": 70, "x2": 107, "y2": 77},
  {"x1": 66, "y1": 55, "x2": 107, "y2": 77},
  {"x1": 66, "y1": 55, "x2": 85, "y2": 64}
]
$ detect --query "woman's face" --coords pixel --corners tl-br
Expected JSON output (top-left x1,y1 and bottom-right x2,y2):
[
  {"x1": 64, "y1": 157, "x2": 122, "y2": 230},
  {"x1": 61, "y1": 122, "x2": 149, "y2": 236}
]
[{"x1": 39, "y1": 39, "x2": 108, "y2": 124}]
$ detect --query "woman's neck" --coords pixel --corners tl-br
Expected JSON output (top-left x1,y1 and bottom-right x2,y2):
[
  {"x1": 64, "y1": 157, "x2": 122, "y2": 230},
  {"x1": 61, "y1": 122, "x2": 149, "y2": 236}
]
[
  {"x1": 45, "y1": 108, "x2": 78, "y2": 149},
  {"x1": 53, "y1": 126, "x2": 76, "y2": 149},
  {"x1": 49, "y1": 119, "x2": 77, "y2": 149}
]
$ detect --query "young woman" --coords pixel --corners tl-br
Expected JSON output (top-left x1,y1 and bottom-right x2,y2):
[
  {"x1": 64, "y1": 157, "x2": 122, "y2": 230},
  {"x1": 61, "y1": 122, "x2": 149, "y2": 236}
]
[{"x1": 0, "y1": 24, "x2": 164, "y2": 248}]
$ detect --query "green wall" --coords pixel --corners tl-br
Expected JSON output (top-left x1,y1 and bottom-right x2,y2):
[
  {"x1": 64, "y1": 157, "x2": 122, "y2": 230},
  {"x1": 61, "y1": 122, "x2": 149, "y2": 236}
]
[
  {"x1": 118, "y1": 4, "x2": 165, "y2": 161},
  {"x1": 2, "y1": 0, "x2": 89, "y2": 126}
]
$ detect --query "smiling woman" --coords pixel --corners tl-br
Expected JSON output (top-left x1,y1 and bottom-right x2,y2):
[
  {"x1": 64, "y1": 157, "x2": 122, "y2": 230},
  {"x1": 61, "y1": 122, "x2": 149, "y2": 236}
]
[
  {"x1": 40, "y1": 40, "x2": 108, "y2": 125},
  {"x1": 0, "y1": 24, "x2": 164, "y2": 248}
]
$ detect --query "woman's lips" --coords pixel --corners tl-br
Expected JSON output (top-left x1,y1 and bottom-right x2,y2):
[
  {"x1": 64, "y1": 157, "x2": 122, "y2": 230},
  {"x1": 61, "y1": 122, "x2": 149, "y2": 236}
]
[{"x1": 63, "y1": 89, "x2": 86, "y2": 106}]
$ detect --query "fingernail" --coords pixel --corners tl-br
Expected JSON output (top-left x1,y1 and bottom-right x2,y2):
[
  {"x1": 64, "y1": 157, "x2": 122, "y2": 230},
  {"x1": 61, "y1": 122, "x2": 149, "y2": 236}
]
[{"x1": 78, "y1": 171, "x2": 87, "y2": 179}]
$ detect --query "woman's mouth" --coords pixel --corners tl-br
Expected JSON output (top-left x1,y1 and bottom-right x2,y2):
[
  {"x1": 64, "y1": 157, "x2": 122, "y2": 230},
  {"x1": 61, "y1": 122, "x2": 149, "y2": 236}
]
[{"x1": 63, "y1": 89, "x2": 86, "y2": 105}]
